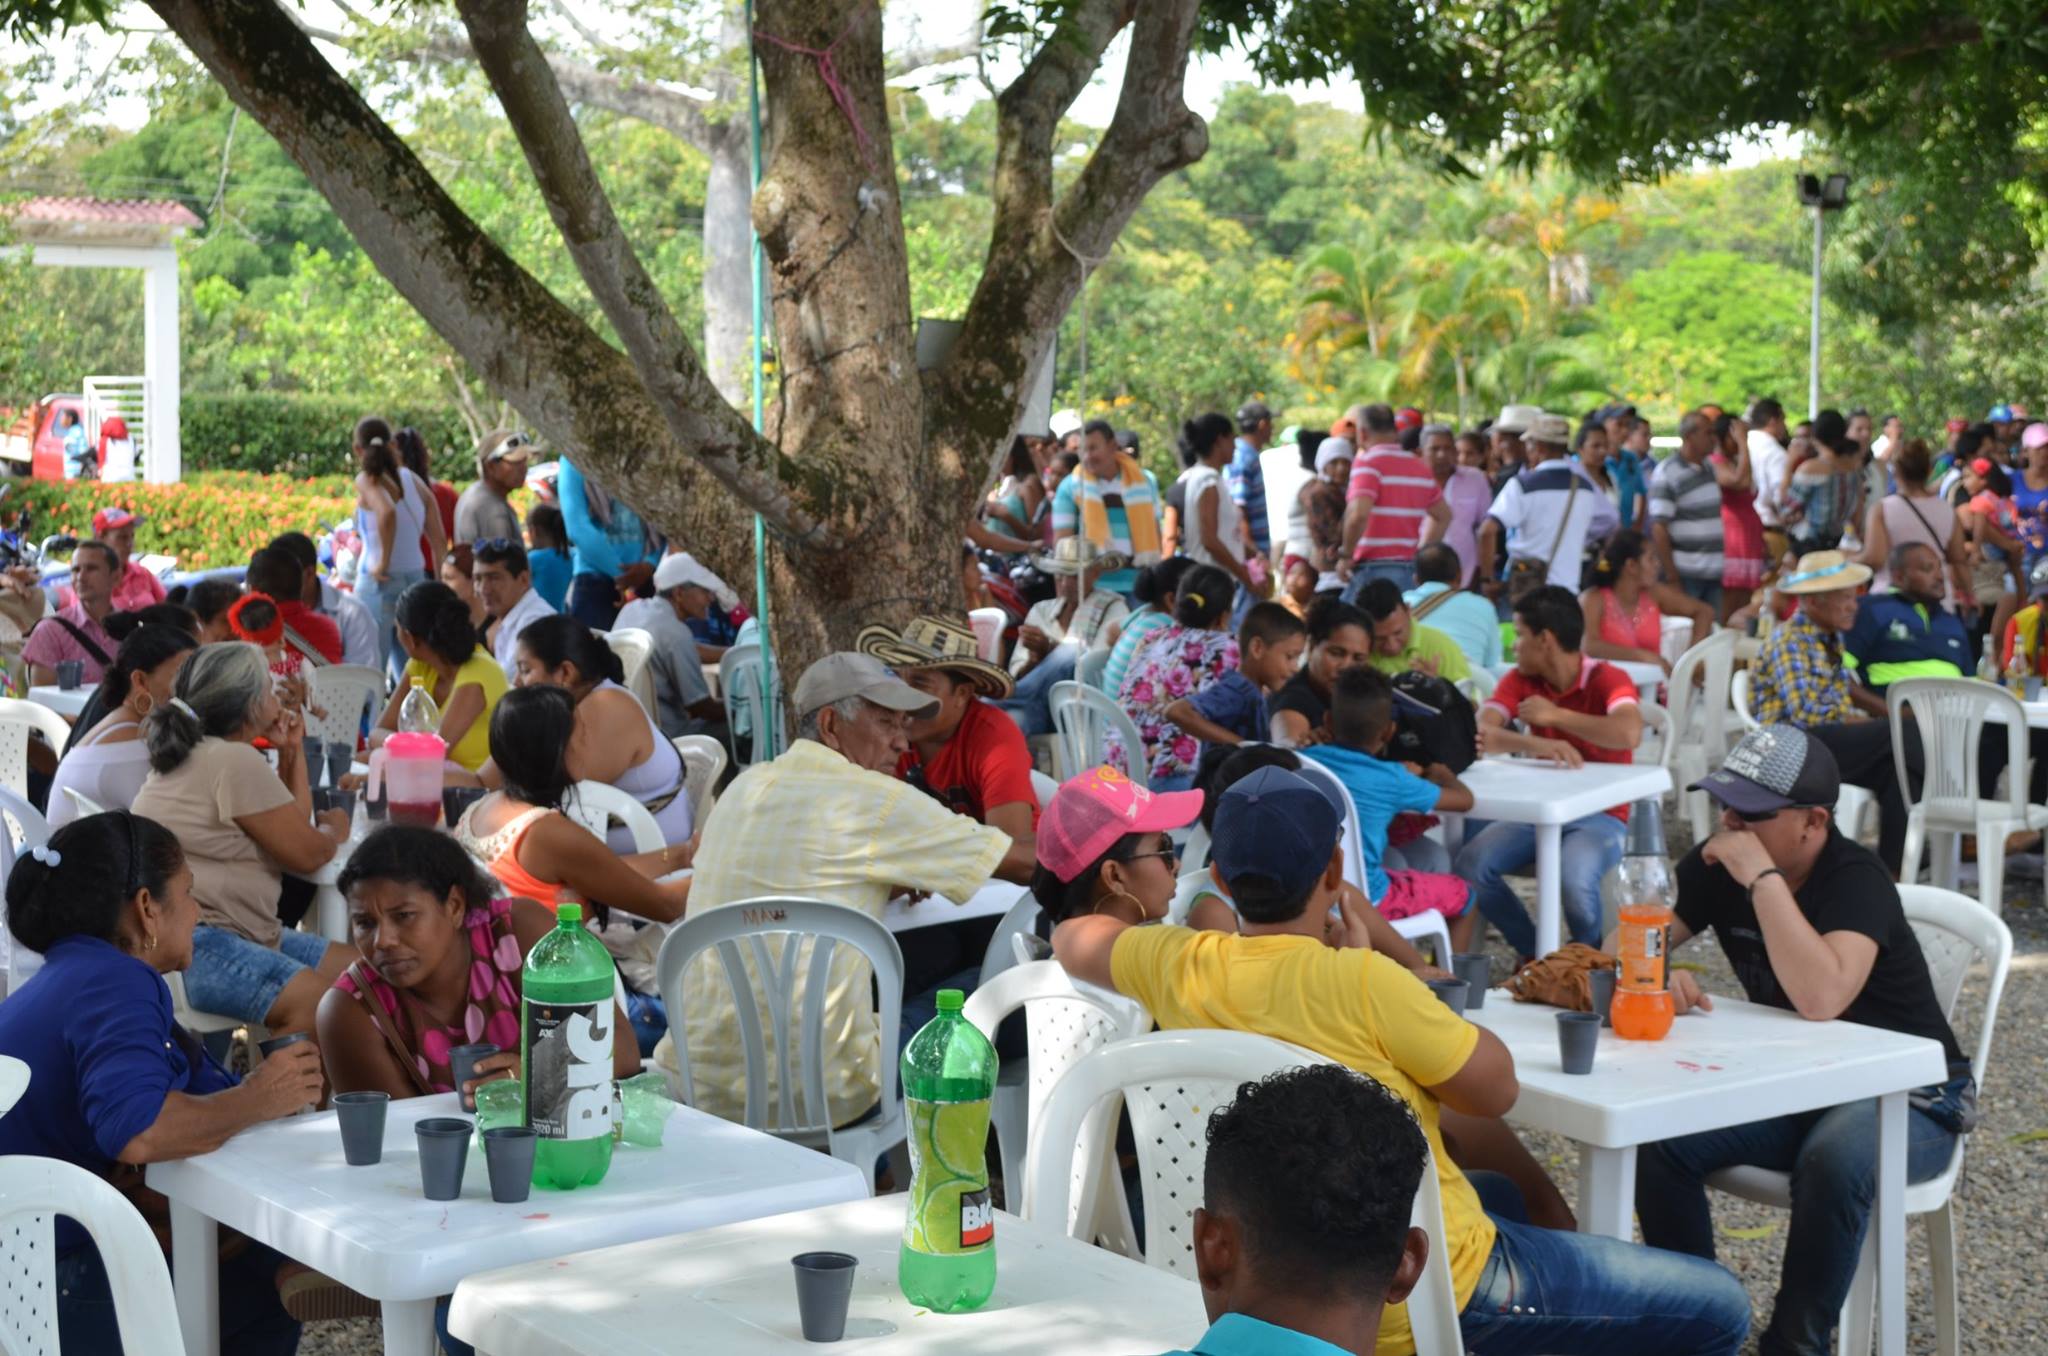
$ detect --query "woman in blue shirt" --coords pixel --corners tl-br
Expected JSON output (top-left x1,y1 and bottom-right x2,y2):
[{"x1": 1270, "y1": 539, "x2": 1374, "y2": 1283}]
[{"x1": 0, "y1": 812, "x2": 323, "y2": 1354}]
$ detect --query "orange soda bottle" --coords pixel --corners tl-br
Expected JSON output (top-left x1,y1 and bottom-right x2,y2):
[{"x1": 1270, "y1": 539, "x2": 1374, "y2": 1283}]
[{"x1": 1609, "y1": 798, "x2": 1674, "y2": 1041}]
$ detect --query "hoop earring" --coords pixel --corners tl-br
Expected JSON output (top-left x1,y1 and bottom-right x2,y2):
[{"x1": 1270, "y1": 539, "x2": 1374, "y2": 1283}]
[
  {"x1": 133, "y1": 692, "x2": 154, "y2": 716},
  {"x1": 1100, "y1": 887, "x2": 1143, "y2": 919},
  {"x1": 143, "y1": 932, "x2": 157, "y2": 952}
]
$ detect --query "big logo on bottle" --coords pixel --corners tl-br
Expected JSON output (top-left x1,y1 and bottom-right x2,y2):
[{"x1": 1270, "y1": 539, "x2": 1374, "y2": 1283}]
[{"x1": 524, "y1": 999, "x2": 614, "y2": 1140}]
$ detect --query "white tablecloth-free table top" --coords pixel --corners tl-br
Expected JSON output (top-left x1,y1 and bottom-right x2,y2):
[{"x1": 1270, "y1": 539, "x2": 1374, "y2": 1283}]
[
  {"x1": 0, "y1": 1054, "x2": 27, "y2": 1119},
  {"x1": 883, "y1": 880, "x2": 1030, "y2": 934},
  {"x1": 1470, "y1": 994, "x2": 1947, "y2": 1356},
  {"x1": 24, "y1": 684, "x2": 89, "y2": 719},
  {"x1": 450, "y1": 1194, "x2": 1205, "y2": 1356},
  {"x1": 150, "y1": 1092, "x2": 869, "y2": 1356}
]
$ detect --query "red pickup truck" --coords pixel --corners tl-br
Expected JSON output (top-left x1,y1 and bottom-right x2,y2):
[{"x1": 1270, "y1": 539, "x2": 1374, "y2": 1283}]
[{"x1": 0, "y1": 394, "x2": 87, "y2": 479}]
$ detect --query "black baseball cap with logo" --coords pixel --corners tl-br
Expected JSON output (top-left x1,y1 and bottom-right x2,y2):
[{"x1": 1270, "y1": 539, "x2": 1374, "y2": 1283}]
[{"x1": 1689, "y1": 725, "x2": 1841, "y2": 816}]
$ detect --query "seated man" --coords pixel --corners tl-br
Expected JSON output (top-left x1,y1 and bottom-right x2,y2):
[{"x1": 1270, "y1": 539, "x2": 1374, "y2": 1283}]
[
  {"x1": 244, "y1": 546, "x2": 343, "y2": 664},
  {"x1": 1841, "y1": 542, "x2": 1970, "y2": 695},
  {"x1": 1751, "y1": 550, "x2": 1921, "y2": 874},
  {"x1": 612, "y1": 553, "x2": 724, "y2": 739},
  {"x1": 656, "y1": 652, "x2": 1010, "y2": 1130},
  {"x1": 1159, "y1": 1064, "x2": 1430, "y2": 1356},
  {"x1": 1453, "y1": 585, "x2": 1641, "y2": 959},
  {"x1": 1056, "y1": 764, "x2": 1750, "y2": 1356},
  {"x1": 272, "y1": 531, "x2": 379, "y2": 669},
  {"x1": 1637, "y1": 726, "x2": 1974, "y2": 1356},
  {"x1": 1355, "y1": 577, "x2": 1471, "y2": 683},
  {"x1": 1404, "y1": 542, "x2": 1502, "y2": 672},
  {"x1": 472, "y1": 536, "x2": 557, "y2": 684},
  {"x1": 24, "y1": 540, "x2": 119, "y2": 687},
  {"x1": 1000, "y1": 537, "x2": 1130, "y2": 735}
]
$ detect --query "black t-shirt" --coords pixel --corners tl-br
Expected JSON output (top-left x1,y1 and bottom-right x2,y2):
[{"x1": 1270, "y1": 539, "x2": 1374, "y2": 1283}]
[
  {"x1": 1269, "y1": 670, "x2": 1329, "y2": 734},
  {"x1": 1674, "y1": 829, "x2": 1965, "y2": 1066}
]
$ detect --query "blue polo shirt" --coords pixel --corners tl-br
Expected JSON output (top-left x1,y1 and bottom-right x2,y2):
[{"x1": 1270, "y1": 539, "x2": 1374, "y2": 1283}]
[
  {"x1": 1229, "y1": 438, "x2": 1272, "y2": 555},
  {"x1": 1842, "y1": 590, "x2": 1970, "y2": 691},
  {"x1": 1159, "y1": 1313, "x2": 1353, "y2": 1356}
]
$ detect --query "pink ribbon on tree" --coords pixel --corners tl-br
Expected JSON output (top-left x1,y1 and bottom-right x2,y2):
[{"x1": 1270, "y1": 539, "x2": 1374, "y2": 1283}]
[{"x1": 754, "y1": 6, "x2": 877, "y2": 173}]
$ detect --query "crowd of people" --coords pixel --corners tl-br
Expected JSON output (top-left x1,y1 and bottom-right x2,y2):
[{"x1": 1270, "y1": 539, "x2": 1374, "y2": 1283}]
[{"x1": 0, "y1": 391, "x2": 2004, "y2": 1356}]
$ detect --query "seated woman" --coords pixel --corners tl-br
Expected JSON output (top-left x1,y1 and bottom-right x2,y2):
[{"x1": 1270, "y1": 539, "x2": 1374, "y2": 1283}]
[
  {"x1": 58, "y1": 603, "x2": 201, "y2": 757},
  {"x1": 0, "y1": 812, "x2": 323, "y2": 1354},
  {"x1": 319, "y1": 824, "x2": 638, "y2": 1098},
  {"x1": 49, "y1": 615, "x2": 198, "y2": 826},
  {"x1": 1580, "y1": 529, "x2": 1713, "y2": 680},
  {"x1": 1112, "y1": 562, "x2": 1238, "y2": 791},
  {"x1": 1028, "y1": 765, "x2": 1202, "y2": 928},
  {"x1": 1266, "y1": 596, "x2": 1373, "y2": 747},
  {"x1": 368, "y1": 580, "x2": 508, "y2": 773},
  {"x1": 133, "y1": 642, "x2": 353, "y2": 1034}
]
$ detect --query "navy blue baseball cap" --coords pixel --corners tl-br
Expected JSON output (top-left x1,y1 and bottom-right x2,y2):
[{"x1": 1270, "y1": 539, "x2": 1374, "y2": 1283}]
[
  {"x1": 1211, "y1": 766, "x2": 1343, "y2": 901},
  {"x1": 1689, "y1": 725, "x2": 1840, "y2": 815}
]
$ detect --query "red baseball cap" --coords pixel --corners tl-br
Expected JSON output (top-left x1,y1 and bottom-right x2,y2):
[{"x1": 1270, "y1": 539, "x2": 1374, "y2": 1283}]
[
  {"x1": 1395, "y1": 406, "x2": 1424, "y2": 431},
  {"x1": 92, "y1": 507, "x2": 142, "y2": 535},
  {"x1": 1038, "y1": 766, "x2": 1202, "y2": 883}
]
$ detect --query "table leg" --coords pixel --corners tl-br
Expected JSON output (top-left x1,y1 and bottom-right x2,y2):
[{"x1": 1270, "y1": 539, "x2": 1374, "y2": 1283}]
[
  {"x1": 1575, "y1": 1145, "x2": 1636, "y2": 1241},
  {"x1": 1439, "y1": 812, "x2": 1465, "y2": 855},
  {"x1": 314, "y1": 881, "x2": 347, "y2": 942},
  {"x1": 1874, "y1": 1091, "x2": 1907, "y2": 1356},
  {"x1": 382, "y1": 1297, "x2": 440, "y2": 1356},
  {"x1": 1534, "y1": 825, "x2": 1562, "y2": 957},
  {"x1": 170, "y1": 1200, "x2": 220, "y2": 1356}
]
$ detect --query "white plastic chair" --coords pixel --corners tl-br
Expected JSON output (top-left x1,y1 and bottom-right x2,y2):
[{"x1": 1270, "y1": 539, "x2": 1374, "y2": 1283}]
[
  {"x1": 1179, "y1": 822, "x2": 1210, "y2": 871},
  {"x1": 961, "y1": 960, "x2": 1149, "y2": 1251},
  {"x1": 1293, "y1": 757, "x2": 1455, "y2": 965},
  {"x1": 59, "y1": 786, "x2": 105, "y2": 820},
  {"x1": 1706, "y1": 886, "x2": 2011, "y2": 1356},
  {"x1": 601, "y1": 627, "x2": 660, "y2": 718},
  {"x1": 0, "y1": 1154, "x2": 185, "y2": 1356},
  {"x1": 721, "y1": 643, "x2": 785, "y2": 767},
  {"x1": 1663, "y1": 631, "x2": 1739, "y2": 840},
  {"x1": 1888, "y1": 678, "x2": 2048, "y2": 914},
  {"x1": 164, "y1": 969, "x2": 244, "y2": 1038},
  {"x1": 0, "y1": 786, "x2": 49, "y2": 998},
  {"x1": 975, "y1": 888, "x2": 1042, "y2": 990},
  {"x1": 303, "y1": 663, "x2": 385, "y2": 748},
  {"x1": 562, "y1": 780, "x2": 666, "y2": 854},
  {"x1": 1460, "y1": 665, "x2": 1497, "y2": 703},
  {"x1": 1633, "y1": 698, "x2": 1668, "y2": 766},
  {"x1": 1730, "y1": 669, "x2": 1759, "y2": 732},
  {"x1": 672, "y1": 733, "x2": 727, "y2": 826},
  {"x1": 0, "y1": 698, "x2": 71, "y2": 803},
  {"x1": 653, "y1": 896, "x2": 905, "y2": 1193},
  {"x1": 1020, "y1": 1030, "x2": 1466, "y2": 1355},
  {"x1": 1048, "y1": 681, "x2": 1147, "y2": 782},
  {"x1": 968, "y1": 607, "x2": 1007, "y2": 663},
  {"x1": 1076, "y1": 646, "x2": 1112, "y2": 692},
  {"x1": 1029, "y1": 769, "x2": 1057, "y2": 812}
]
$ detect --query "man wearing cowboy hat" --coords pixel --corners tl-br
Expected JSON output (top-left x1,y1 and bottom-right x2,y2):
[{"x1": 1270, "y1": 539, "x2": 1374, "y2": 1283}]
[
  {"x1": 1751, "y1": 549, "x2": 1923, "y2": 874},
  {"x1": 1002, "y1": 538, "x2": 1133, "y2": 735},
  {"x1": 857, "y1": 616, "x2": 1039, "y2": 887}
]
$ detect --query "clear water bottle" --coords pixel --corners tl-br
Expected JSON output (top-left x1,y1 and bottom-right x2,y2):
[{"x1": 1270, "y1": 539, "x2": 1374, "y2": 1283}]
[
  {"x1": 899, "y1": 989, "x2": 997, "y2": 1313},
  {"x1": 398, "y1": 676, "x2": 441, "y2": 734},
  {"x1": 521, "y1": 902, "x2": 615, "y2": 1190}
]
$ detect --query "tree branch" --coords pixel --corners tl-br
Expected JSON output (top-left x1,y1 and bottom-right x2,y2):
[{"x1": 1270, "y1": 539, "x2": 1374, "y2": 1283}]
[{"x1": 453, "y1": 0, "x2": 822, "y2": 543}]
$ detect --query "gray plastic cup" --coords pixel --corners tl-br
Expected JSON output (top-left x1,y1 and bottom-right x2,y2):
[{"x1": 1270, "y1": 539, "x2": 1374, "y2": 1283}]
[
  {"x1": 1425, "y1": 978, "x2": 1469, "y2": 1012},
  {"x1": 257, "y1": 1031, "x2": 310, "y2": 1058},
  {"x1": 448, "y1": 1043, "x2": 500, "y2": 1113},
  {"x1": 1451, "y1": 953, "x2": 1490, "y2": 1009},
  {"x1": 1589, "y1": 966, "x2": 1618, "y2": 1028},
  {"x1": 415, "y1": 1117, "x2": 473, "y2": 1199},
  {"x1": 791, "y1": 1251, "x2": 858, "y2": 1342},
  {"x1": 333, "y1": 1091, "x2": 389, "y2": 1166},
  {"x1": 482, "y1": 1127, "x2": 537, "y2": 1203},
  {"x1": 55, "y1": 659, "x2": 83, "y2": 690},
  {"x1": 302, "y1": 738, "x2": 325, "y2": 789},
  {"x1": 1557, "y1": 1011, "x2": 1601, "y2": 1074},
  {"x1": 326, "y1": 741, "x2": 354, "y2": 787}
]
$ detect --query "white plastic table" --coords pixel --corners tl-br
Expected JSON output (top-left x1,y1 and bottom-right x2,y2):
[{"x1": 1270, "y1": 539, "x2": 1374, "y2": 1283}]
[
  {"x1": 149, "y1": 1092, "x2": 868, "y2": 1356},
  {"x1": 884, "y1": 880, "x2": 1029, "y2": 934},
  {"x1": 1442, "y1": 758, "x2": 1673, "y2": 955},
  {"x1": 24, "y1": 684, "x2": 88, "y2": 719},
  {"x1": 449, "y1": 1194, "x2": 1205, "y2": 1356},
  {"x1": 0, "y1": 1054, "x2": 28, "y2": 1118},
  {"x1": 1469, "y1": 995, "x2": 1947, "y2": 1356}
]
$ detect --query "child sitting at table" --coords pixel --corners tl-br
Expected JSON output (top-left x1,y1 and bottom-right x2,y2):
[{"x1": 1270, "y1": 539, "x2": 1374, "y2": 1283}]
[
  {"x1": 1160, "y1": 601, "x2": 1306, "y2": 772},
  {"x1": 1304, "y1": 666, "x2": 1481, "y2": 952}
]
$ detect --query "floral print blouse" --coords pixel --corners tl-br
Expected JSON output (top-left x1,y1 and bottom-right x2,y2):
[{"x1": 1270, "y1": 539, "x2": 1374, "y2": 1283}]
[{"x1": 1110, "y1": 623, "x2": 1240, "y2": 787}]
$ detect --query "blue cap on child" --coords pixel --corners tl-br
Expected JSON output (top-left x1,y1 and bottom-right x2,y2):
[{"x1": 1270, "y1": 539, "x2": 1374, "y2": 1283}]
[{"x1": 1211, "y1": 766, "x2": 1343, "y2": 901}]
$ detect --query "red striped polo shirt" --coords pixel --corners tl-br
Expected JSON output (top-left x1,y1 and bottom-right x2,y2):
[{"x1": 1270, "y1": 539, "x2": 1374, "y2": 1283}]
[{"x1": 1346, "y1": 443, "x2": 1443, "y2": 562}]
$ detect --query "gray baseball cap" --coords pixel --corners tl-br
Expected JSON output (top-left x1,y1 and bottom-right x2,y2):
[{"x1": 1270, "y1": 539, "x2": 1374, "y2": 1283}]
[
  {"x1": 1689, "y1": 725, "x2": 1841, "y2": 815},
  {"x1": 792, "y1": 652, "x2": 938, "y2": 720}
]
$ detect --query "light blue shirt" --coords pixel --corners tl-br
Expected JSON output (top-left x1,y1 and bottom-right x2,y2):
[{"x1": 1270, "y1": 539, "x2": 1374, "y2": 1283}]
[
  {"x1": 557, "y1": 458, "x2": 660, "y2": 580},
  {"x1": 1306, "y1": 742, "x2": 1442, "y2": 903},
  {"x1": 1159, "y1": 1313, "x2": 1355, "y2": 1356},
  {"x1": 1403, "y1": 580, "x2": 1502, "y2": 671}
]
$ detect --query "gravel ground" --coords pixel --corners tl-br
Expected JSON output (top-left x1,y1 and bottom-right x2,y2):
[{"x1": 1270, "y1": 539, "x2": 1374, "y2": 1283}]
[{"x1": 303, "y1": 831, "x2": 2048, "y2": 1356}]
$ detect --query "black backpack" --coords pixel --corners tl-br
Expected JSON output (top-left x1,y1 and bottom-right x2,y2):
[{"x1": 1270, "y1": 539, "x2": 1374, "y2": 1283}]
[{"x1": 1386, "y1": 670, "x2": 1479, "y2": 773}]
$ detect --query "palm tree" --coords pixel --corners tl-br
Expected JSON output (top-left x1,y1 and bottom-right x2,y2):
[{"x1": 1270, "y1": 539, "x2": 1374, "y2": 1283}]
[
  {"x1": 1292, "y1": 235, "x2": 1410, "y2": 371},
  {"x1": 1392, "y1": 244, "x2": 1534, "y2": 425}
]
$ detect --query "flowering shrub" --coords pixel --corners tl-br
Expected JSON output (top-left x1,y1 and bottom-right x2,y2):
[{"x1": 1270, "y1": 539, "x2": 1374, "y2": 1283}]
[{"x1": 8, "y1": 474, "x2": 358, "y2": 570}]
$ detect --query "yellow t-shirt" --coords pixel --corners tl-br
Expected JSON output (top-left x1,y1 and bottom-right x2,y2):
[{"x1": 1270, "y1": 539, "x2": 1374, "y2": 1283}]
[
  {"x1": 1110, "y1": 925, "x2": 1495, "y2": 1356},
  {"x1": 1367, "y1": 621, "x2": 1472, "y2": 684},
  {"x1": 402, "y1": 647, "x2": 508, "y2": 771}
]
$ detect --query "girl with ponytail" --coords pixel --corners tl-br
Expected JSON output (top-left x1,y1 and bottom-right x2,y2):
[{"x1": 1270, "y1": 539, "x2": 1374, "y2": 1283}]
[
  {"x1": 48, "y1": 614, "x2": 198, "y2": 826},
  {"x1": 353, "y1": 413, "x2": 449, "y2": 681},
  {"x1": 366, "y1": 580, "x2": 508, "y2": 773},
  {"x1": 1112, "y1": 562, "x2": 1240, "y2": 791}
]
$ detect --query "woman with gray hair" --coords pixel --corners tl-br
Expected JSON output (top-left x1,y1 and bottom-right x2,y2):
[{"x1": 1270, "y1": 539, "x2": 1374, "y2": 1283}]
[{"x1": 132, "y1": 641, "x2": 353, "y2": 1035}]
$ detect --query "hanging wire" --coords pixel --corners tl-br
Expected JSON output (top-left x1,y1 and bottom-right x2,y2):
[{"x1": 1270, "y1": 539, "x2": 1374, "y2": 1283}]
[{"x1": 1051, "y1": 216, "x2": 1112, "y2": 407}]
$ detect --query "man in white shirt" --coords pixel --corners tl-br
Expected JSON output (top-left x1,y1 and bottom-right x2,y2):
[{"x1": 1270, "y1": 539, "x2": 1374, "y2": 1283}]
[
  {"x1": 614, "y1": 553, "x2": 723, "y2": 738},
  {"x1": 271, "y1": 531, "x2": 379, "y2": 669},
  {"x1": 1478, "y1": 413, "x2": 1618, "y2": 594},
  {"x1": 1746, "y1": 397, "x2": 1793, "y2": 560},
  {"x1": 473, "y1": 537, "x2": 556, "y2": 681}
]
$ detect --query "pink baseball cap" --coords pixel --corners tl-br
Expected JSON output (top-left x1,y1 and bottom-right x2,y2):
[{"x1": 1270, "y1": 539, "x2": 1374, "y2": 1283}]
[
  {"x1": 1038, "y1": 766, "x2": 1203, "y2": 883},
  {"x1": 2023, "y1": 423, "x2": 2048, "y2": 451}
]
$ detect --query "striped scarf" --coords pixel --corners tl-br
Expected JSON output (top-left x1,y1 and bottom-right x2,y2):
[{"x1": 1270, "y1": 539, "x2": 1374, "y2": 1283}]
[{"x1": 1075, "y1": 453, "x2": 1162, "y2": 563}]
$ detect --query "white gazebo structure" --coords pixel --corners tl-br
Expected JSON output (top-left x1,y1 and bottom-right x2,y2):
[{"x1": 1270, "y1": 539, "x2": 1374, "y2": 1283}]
[{"x1": 2, "y1": 197, "x2": 200, "y2": 482}]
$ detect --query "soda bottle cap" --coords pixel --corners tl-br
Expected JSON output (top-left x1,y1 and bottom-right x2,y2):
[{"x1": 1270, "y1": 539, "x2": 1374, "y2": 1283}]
[
  {"x1": 557, "y1": 901, "x2": 583, "y2": 924},
  {"x1": 935, "y1": 988, "x2": 964, "y2": 1013}
]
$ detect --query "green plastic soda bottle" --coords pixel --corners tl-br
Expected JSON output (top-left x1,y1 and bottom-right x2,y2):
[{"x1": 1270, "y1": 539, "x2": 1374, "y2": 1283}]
[
  {"x1": 521, "y1": 902, "x2": 615, "y2": 1189},
  {"x1": 898, "y1": 989, "x2": 998, "y2": 1312}
]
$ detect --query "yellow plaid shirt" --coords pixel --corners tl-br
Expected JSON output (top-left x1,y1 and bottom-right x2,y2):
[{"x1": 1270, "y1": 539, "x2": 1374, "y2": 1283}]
[{"x1": 653, "y1": 738, "x2": 1009, "y2": 1128}]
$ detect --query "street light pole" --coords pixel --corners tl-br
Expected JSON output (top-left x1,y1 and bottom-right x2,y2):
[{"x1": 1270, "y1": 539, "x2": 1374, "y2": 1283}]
[{"x1": 1796, "y1": 172, "x2": 1850, "y2": 419}]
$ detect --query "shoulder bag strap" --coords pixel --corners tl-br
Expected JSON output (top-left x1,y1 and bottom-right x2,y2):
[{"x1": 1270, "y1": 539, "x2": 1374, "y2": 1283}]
[
  {"x1": 44, "y1": 615, "x2": 112, "y2": 667},
  {"x1": 282, "y1": 624, "x2": 331, "y2": 668},
  {"x1": 1545, "y1": 465, "x2": 1581, "y2": 562},
  {"x1": 1410, "y1": 587, "x2": 1458, "y2": 622}
]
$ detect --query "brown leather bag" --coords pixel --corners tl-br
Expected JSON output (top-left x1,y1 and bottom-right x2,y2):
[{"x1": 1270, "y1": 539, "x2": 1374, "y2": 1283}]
[{"x1": 1504, "y1": 942, "x2": 1616, "y2": 1011}]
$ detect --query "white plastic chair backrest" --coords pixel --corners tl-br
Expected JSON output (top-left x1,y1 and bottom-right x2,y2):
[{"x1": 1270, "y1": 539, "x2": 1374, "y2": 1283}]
[
  {"x1": 0, "y1": 1154, "x2": 185, "y2": 1356},
  {"x1": 1048, "y1": 681, "x2": 1146, "y2": 782},
  {"x1": 654, "y1": 897, "x2": 904, "y2": 1145},
  {"x1": 975, "y1": 888, "x2": 1042, "y2": 988},
  {"x1": 1663, "y1": 630, "x2": 1737, "y2": 758},
  {"x1": 0, "y1": 699, "x2": 70, "y2": 802},
  {"x1": 967, "y1": 607, "x2": 1006, "y2": 663},
  {"x1": 1887, "y1": 678, "x2": 2027, "y2": 819},
  {"x1": 721, "y1": 644, "x2": 784, "y2": 766},
  {"x1": 1633, "y1": 699, "x2": 1667, "y2": 764},
  {"x1": 562, "y1": 780, "x2": 666, "y2": 853},
  {"x1": 1896, "y1": 885, "x2": 2011, "y2": 1088},
  {"x1": 1179, "y1": 822, "x2": 1210, "y2": 871},
  {"x1": 672, "y1": 733, "x2": 727, "y2": 825},
  {"x1": 1168, "y1": 865, "x2": 1220, "y2": 927},
  {"x1": 1292, "y1": 757, "x2": 1365, "y2": 892},
  {"x1": 1029, "y1": 769, "x2": 1058, "y2": 812},
  {"x1": 602, "y1": 627, "x2": 660, "y2": 717},
  {"x1": 1076, "y1": 646, "x2": 1112, "y2": 692},
  {"x1": 60, "y1": 786, "x2": 106, "y2": 819},
  {"x1": 1729, "y1": 670, "x2": 1759, "y2": 732},
  {"x1": 1461, "y1": 666, "x2": 1496, "y2": 702},
  {"x1": 303, "y1": 664, "x2": 385, "y2": 747},
  {"x1": 1022, "y1": 1030, "x2": 1331, "y2": 1280},
  {"x1": 0, "y1": 787, "x2": 50, "y2": 997}
]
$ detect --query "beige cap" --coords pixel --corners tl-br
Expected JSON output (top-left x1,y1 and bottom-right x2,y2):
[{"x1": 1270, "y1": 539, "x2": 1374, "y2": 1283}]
[
  {"x1": 793, "y1": 652, "x2": 938, "y2": 719},
  {"x1": 1527, "y1": 413, "x2": 1572, "y2": 445},
  {"x1": 476, "y1": 429, "x2": 535, "y2": 469},
  {"x1": 1495, "y1": 404, "x2": 1543, "y2": 435}
]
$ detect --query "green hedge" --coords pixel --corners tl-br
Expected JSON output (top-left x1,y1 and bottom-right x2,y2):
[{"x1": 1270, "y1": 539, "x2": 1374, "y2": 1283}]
[{"x1": 181, "y1": 393, "x2": 477, "y2": 480}]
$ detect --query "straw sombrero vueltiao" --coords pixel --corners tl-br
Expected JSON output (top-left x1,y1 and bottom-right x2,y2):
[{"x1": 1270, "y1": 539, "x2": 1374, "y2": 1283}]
[{"x1": 855, "y1": 615, "x2": 1015, "y2": 700}]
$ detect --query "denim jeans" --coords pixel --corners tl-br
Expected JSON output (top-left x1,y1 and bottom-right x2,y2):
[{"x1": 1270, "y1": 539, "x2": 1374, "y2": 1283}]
[
  {"x1": 1679, "y1": 573, "x2": 1724, "y2": 613},
  {"x1": 623, "y1": 987, "x2": 668, "y2": 1058},
  {"x1": 1454, "y1": 813, "x2": 1627, "y2": 959},
  {"x1": 1635, "y1": 1098, "x2": 1957, "y2": 1356},
  {"x1": 58, "y1": 1238, "x2": 300, "y2": 1356},
  {"x1": 1460, "y1": 1215, "x2": 1751, "y2": 1355},
  {"x1": 356, "y1": 565, "x2": 427, "y2": 682},
  {"x1": 1341, "y1": 557, "x2": 1416, "y2": 603},
  {"x1": 1386, "y1": 836, "x2": 1452, "y2": 874},
  {"x1": 567, "y1": 570, "x2": 621, "y2": 631},
  {"x1": 997, "y1": 644, "x2": 1078, "y2": 736}
]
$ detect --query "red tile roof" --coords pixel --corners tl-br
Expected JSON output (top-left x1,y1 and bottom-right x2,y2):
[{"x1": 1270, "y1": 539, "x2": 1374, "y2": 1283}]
[{"x1": 7, "y1": 196, "x2": 203, "y2": 229}]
